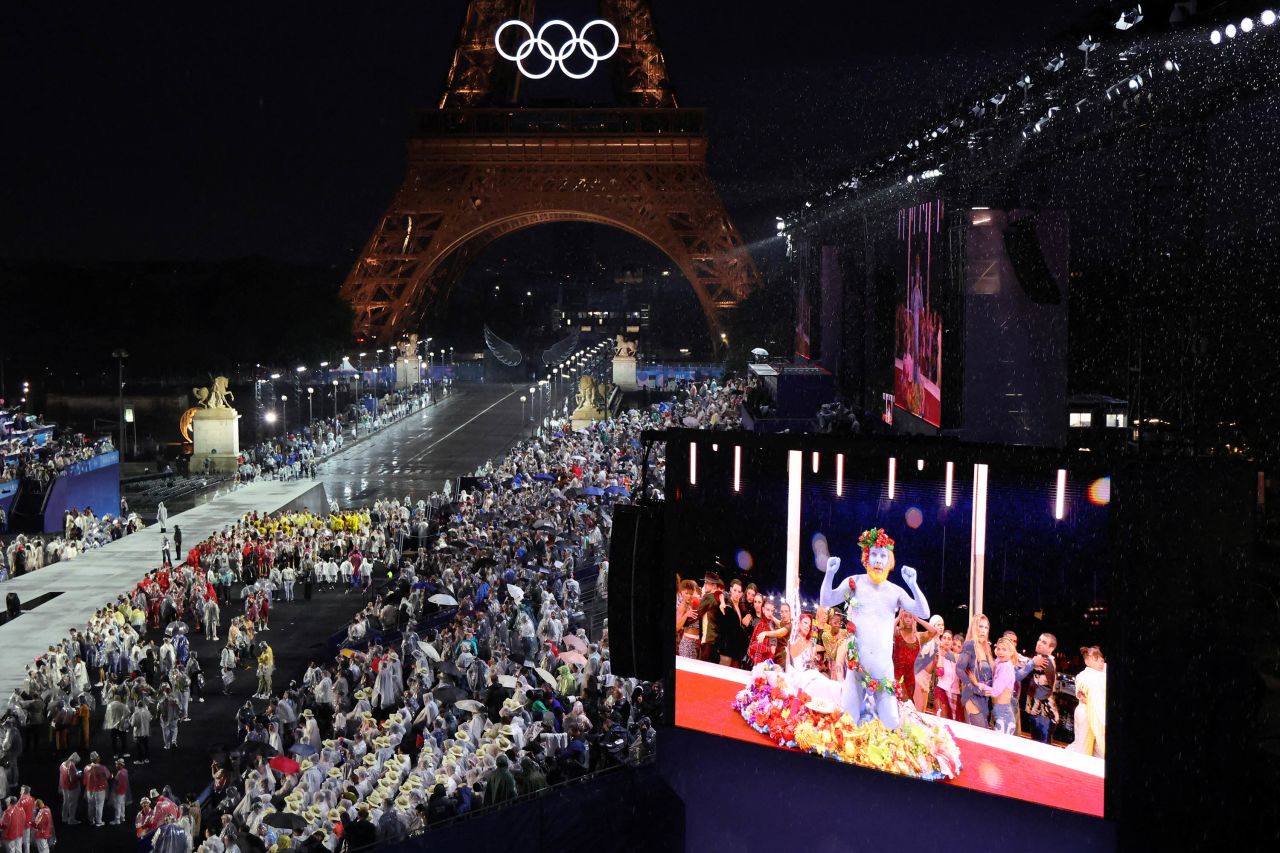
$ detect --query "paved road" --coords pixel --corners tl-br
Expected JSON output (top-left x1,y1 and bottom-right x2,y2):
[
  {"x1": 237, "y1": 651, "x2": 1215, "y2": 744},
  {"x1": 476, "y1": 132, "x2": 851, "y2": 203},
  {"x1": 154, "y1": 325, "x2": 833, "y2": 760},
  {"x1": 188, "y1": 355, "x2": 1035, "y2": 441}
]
[{"x1": 317, "y1": 382, "x2": 530, "y2": 505}]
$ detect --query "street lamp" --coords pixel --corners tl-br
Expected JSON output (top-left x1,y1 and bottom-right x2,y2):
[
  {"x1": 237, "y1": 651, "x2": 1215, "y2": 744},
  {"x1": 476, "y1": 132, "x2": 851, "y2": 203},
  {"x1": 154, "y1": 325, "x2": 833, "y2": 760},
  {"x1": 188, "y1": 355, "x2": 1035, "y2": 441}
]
[
  {"x1": 307, "y1": 387, "x2": 314, "y2": 426},
  {"x1": 520, "y1": 395, "x2": 527, "y2": 435},
  {"x1": 280, "y1": 394, "x2": 288, "y2": 436},
  {"x1": 111, "y1": 349, "x2": 128, "y2": 458},
  {"x1": 331, "y1": 379, "x2": 339, "y2": 425}
]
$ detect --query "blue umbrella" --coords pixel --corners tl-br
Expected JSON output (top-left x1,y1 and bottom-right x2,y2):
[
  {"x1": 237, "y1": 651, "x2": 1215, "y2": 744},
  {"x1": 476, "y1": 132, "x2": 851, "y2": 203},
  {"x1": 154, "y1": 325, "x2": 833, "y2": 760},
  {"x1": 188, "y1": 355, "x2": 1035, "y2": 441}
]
[
  {"x1": 412, "y1": 581, "x2": 429, "y2": 590},
  {"x1": 532, "y1": 473, "x2": 555, "y2": 482},
  {"x1": 582, "y1": 486, "x2": 604, "y2": 497},
  {"x1": 288, "y1": 743, "x2": 318, "y2": 758},
  {"x1": 604, "y1": 485, "x2": 627, "y2": 496}
]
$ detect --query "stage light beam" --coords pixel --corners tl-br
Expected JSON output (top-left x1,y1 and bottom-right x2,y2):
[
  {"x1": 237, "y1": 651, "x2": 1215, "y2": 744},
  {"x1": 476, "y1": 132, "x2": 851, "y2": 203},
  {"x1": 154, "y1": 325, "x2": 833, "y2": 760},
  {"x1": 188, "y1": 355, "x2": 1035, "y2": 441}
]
[
  {"x1": 733, "y1": 445, "x2": 741, "y2": 492},
  {"x1": 1055, "y1": 469, "x2": 1067, "y2": 520},
  {"x1": 888, "y1": 457, "x2": 897, "y2": 500}
]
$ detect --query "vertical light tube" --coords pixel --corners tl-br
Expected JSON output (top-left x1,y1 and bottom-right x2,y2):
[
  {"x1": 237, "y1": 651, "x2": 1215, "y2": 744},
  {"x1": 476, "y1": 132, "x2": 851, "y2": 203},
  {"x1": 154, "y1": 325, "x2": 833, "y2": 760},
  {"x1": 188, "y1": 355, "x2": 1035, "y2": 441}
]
[
  {"x1": 836, "y1": 453, "x2": 844, "y2": 497},
  {"x1": 887, "y1": 457, "x2": 897, "y2": 500},
  {"x1": 786, "y1": 450, "x2": 803, "y2": 613},
  {"x1": 917, "y1": 458, "x2": 925, "y2": 471},
  {"x1": 969, "y1": 463, "x2": 989, "y2": 617},
  {"x1": 944, "y1": 461, "x2": 954, "y2": 507},
  {"x1": 689, "y1": 441, "x2": 697, "y2": 485},
  {"x1": 1055, "y1": 469, "x2": 1067, "y2": 520},
  {"x1": 812, "y1": 451, "x2": 820, "y2": 473},
  {"x1": 733, "y1": 445, "x2": 742, "y2": 492}
]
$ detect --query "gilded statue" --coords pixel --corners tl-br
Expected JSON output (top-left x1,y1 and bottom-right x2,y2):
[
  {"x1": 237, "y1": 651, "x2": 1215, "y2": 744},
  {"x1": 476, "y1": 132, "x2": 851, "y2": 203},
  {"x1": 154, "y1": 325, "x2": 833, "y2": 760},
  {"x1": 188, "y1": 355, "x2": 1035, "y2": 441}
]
[
  {"x1": 193, "y1": 376, "x2": 235, "y2": 409},
  {"x1": 397, "y1": 333, "x2": 420, "y2": 360}
]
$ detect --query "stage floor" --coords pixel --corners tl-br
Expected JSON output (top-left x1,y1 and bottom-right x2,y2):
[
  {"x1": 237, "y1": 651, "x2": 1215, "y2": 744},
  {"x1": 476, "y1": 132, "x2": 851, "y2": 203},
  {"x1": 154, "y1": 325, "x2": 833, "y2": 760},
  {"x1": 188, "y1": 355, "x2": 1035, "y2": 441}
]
[{"x1": 676, "y1": 657, "x2": 1104, "y2": 818}]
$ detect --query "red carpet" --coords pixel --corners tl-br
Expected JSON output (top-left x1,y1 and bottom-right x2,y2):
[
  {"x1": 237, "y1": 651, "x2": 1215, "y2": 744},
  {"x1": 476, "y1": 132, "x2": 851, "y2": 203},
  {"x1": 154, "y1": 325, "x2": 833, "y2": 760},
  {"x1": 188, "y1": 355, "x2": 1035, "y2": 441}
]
[{"x1": 676, "y1": 668, "x2": 1104, "y2": 818}]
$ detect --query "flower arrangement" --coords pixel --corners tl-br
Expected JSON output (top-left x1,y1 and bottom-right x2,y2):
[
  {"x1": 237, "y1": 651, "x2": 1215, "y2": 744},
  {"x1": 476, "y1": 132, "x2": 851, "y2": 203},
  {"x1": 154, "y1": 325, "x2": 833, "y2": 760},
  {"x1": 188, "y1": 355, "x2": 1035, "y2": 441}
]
[{"x1": 732, "y1": 663, "x2": 962, "y2": 781}]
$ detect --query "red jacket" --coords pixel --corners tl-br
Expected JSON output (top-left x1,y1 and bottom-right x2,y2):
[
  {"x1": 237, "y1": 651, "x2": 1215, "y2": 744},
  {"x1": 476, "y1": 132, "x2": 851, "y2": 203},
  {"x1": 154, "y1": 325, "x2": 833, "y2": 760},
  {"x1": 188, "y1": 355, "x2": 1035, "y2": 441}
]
[
  {"x1": 0, "y1": 803, "x2": 27, "y2": 841},
  {"x1": 16, "y1": 793, "x2": 34, "y2": 823},
  {"x1": 112, "y1": 768, "x2": 130, "y2": 796},
  {"x1": 58, "y1": 763, "x2": 80, "y2": 791},
  {"x1": 30, "y1": 808, "x2": 52, "y2": 841},
  {"x1": 83, "y1": 763, "x2": 110, "y2": 793}
]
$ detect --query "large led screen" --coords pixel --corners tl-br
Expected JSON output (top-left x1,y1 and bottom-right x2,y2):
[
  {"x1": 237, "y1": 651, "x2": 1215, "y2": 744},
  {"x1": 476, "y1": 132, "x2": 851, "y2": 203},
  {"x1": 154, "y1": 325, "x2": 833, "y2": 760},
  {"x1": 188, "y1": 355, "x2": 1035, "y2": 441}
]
[
  {"x1": 669, "y1": 439, "x2": 1111, "y2": 817},
  {"x1": 893, "y1": 200, "x2": 945, "y2": 427}
]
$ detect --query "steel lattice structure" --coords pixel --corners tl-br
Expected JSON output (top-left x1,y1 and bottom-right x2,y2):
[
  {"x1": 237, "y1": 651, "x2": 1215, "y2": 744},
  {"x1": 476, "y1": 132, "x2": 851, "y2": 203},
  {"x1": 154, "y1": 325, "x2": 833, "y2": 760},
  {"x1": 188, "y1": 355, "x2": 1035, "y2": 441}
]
[{"x1": 342, "y1": 0, "x2": 757, "y2": 346}]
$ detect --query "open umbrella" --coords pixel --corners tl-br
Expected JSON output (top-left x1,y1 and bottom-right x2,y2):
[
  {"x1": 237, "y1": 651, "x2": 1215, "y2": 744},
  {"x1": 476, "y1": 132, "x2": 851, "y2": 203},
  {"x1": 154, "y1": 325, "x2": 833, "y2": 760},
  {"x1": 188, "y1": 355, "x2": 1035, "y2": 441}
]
[
  {"x1": 428, "y1": 593, "x2": 458, "y2": 606},
  {"x1": 604, "y1": 485, "x2": 627, "y2": 496},
  {"x1": 287, "y1": 742, "x2": 318, "y2": 758},
  {"x1": 506, "y1": 584, "x2": 524, "y2": 603},
  {"x1": 418, "y1": 641, "x2": 442, "y2": 662},
  {"x1": 455, "y1": 699, "x2": 486, "y2": 714},
  {"x1": 581, "y1": 486, "x2": 604, "y2": 497},
  {"x1": 473, "y1": 556, "x2": 498, "y2": 569},
  {"x1": 497, "y1": 674, "x2": 519, "y2": 689},
  {"x1": 264, "y1": 812, "x2": 308, "y2": 832},
  {"x1": 534, "y1": 667, "x2": 556, "y2": 687},
  {"x1": 268, "y1": 755, "x2": 301, "y2": 775},
  {"x1": 532, "y1": 520, "x2": 556, "y2": 532},
  {"x1": 532, "y1": 472, "x2": 555, "y2": 482},
  {"x1": 236, "y1": 740, "x2": 278, "y2": 759},
  {"x1": 432, "y1": 685, "x2": 467, "y2": 705},
  {"x1": 411, "y1": 581, "x2": 429, "y2": 590},
  {"x1": 437, "y1": 660, "x2": 462, "y2": 679},
  {"x1": 562, "y1": 635, "x2": 588, "y2": 654},
  {"x1": 750, "y1": 347, "x2": 769, "y2": 359},
  {"x1": 559, "y1": 650, "x2": 588, "y2": 667}
]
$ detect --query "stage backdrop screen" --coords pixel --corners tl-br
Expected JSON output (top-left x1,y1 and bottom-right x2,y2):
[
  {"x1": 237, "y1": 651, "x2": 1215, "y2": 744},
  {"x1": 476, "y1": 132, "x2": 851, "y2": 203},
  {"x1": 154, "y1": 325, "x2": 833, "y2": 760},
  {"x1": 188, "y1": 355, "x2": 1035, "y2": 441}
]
[
  {"x1": 668, "y1": 438, "x2": 1111, "y2": 818},
  {"x1": 893, "y1": 200, "x2": 945, "y2": 427}
]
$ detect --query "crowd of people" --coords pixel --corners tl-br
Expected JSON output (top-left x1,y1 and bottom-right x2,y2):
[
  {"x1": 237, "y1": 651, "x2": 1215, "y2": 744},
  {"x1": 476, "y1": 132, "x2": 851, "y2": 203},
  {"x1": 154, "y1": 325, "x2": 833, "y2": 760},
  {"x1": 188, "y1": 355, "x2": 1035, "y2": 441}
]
[
  {"x1": 682, "y1": 575, "x2": 1107, "y2": 756},
  {"x1": 0, "y1": 375, "x2": 742, "y2": 852},
  {"x1": 1, "y1": 417, "x2": 115, "y2": 489}
]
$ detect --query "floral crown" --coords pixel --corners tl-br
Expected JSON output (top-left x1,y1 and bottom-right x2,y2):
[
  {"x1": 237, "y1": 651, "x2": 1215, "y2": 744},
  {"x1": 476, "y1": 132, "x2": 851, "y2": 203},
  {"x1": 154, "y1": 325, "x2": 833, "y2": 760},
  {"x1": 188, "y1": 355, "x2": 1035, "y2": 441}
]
[{"x1": 857, "y1": 528, "x2": 895, "y2": 553}]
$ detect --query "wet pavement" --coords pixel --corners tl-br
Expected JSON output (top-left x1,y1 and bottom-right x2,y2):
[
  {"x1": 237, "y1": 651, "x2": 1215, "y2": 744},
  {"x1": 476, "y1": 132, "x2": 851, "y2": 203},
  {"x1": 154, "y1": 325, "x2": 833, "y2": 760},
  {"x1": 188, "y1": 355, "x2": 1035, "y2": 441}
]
[{"x1": 316, "y1": 382, "x2": 530, "y2": 505}]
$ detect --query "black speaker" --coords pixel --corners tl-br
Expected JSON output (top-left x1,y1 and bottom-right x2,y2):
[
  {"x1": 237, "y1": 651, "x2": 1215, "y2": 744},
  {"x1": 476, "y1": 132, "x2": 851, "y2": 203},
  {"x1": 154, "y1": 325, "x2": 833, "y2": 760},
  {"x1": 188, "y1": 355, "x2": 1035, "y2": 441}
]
[
  {"x1": 5, "y1": 592, "x2": 20, "y2": 620},
  {"x1": 1003, "y1": 215, "x2": 1062, "y2": 304},
  {"x1": 607, "y1": 503, "x2": 666, "y2": 681}
]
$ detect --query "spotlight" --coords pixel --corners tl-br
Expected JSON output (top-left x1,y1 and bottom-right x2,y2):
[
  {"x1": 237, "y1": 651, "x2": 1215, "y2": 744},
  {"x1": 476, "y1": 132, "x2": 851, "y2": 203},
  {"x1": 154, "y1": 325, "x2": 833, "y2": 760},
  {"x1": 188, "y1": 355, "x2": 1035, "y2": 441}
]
[
  {"x1": 1263, "y1": 10, "x2": 1277, "y2": 26},
  {"x1": 1016, "y1": 74, "x2": 1032, "y2": 93},
  {"x1": 1210, "y1": 29, "x2": 1221, "y2": 44},
  {"x1": 1242, "y1": 17, "x2": 1254, "y2": 32},
  {"x1": 1128, "y1": 74, "x2": 1143, "y2": 90},
  {"x1": 989, "y1": 92, "x2": 1007, "y2": 107},
  {"x1": 1044, "y1": 53, "x2": 1066, "y2": 72},
  {"x1": 1225, "y1": 23, "x2": 1237, "y2": 38}
]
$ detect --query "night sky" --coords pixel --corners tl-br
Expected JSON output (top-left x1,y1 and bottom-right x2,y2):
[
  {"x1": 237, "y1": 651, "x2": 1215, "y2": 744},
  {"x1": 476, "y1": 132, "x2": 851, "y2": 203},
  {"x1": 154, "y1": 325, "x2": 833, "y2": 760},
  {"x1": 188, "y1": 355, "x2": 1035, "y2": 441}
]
[{"x1": 0, "y1": 0, "x2": 1097, "y2": 264}]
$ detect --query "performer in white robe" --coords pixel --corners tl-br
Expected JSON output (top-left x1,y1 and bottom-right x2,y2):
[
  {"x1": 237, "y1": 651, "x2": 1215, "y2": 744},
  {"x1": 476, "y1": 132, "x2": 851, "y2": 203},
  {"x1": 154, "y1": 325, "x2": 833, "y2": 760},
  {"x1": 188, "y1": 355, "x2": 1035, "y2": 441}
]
[{"x1": 373, "y1": 653, "x2": 403, "y2": 709}]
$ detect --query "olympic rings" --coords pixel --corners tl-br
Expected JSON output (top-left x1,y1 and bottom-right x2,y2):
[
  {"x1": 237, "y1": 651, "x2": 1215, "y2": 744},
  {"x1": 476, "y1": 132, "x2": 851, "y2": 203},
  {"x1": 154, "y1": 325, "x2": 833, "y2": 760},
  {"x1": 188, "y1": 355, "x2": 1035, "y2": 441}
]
[{"x1": 494, "y1": 19, "x2": 620, "y2": 80}]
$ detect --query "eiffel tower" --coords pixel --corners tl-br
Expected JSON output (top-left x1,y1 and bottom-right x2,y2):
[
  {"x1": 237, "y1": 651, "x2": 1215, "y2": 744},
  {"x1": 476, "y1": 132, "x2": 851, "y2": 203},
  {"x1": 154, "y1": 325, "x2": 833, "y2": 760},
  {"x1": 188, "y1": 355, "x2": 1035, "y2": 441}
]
[{"x1": 340, "y1": 0, "x2": 760, "y2": 347}]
